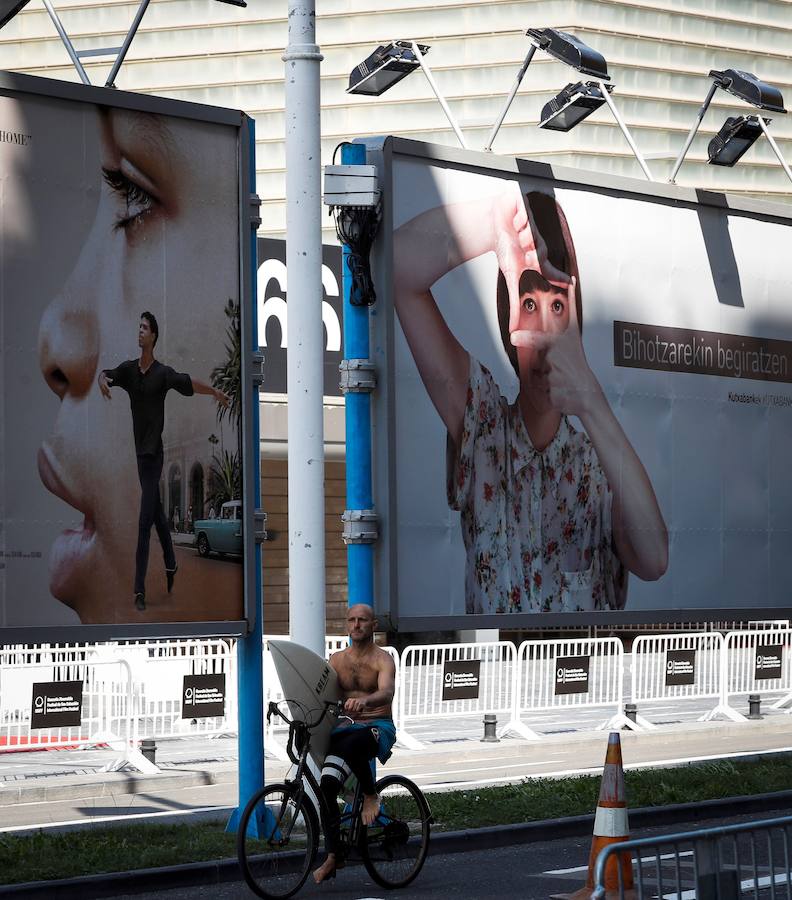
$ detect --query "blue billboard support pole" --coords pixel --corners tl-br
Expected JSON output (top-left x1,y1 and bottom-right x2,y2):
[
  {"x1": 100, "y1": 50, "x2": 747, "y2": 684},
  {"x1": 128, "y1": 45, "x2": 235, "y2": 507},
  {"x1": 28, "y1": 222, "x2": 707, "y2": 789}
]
[
  {"x1": 341, "y1": 142, "x2": 375, "y2": 610},
  {"x1": 226, "y1": 119, "x2": 265, "y2": 836}
]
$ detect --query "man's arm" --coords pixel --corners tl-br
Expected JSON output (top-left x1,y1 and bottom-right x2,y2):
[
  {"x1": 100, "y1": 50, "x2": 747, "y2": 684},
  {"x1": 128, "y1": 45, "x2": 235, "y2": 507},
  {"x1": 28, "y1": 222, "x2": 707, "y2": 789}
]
[
  {"x1": 191, "y1": 377, "x2": 230, "y2": 408},
  {"x1": 98, "y1": 364, "x2": 124, "y2": 400}
]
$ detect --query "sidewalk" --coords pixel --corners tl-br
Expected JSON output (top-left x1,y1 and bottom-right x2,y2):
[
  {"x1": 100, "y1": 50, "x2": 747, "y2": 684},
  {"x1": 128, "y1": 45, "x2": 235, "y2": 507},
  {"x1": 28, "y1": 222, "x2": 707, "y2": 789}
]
[{"x1": 2, "y1": 715, "x2": 792, "y2": 831}]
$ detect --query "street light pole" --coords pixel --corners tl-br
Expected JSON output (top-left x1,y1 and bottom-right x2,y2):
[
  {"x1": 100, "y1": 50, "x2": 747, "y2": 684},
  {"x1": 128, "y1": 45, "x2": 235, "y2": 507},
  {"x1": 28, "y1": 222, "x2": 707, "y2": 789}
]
[{"x1": 283, "y1": 0, "x2": 326, "y2": 656}]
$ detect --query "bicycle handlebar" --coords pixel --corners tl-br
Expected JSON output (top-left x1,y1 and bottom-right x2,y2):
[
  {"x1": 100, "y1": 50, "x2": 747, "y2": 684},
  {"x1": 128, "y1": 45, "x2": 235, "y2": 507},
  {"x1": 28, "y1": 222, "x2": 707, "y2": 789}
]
[{"x1": 266, "y1": 698, "x2": 343, "y2": 732}]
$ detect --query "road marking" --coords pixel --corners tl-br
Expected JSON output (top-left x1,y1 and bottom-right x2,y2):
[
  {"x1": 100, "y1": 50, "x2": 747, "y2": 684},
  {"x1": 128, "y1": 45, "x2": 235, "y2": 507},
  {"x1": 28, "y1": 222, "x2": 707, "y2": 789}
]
[
  {"x1": 0, "y1": 805, "x2": 233, "y2": 834},
  {"x1": 410, "y1": 761, "x2": 556, "y2": 779},
  {"x1": 547, "y1": 851, "x2": 693, "y2": 875}
]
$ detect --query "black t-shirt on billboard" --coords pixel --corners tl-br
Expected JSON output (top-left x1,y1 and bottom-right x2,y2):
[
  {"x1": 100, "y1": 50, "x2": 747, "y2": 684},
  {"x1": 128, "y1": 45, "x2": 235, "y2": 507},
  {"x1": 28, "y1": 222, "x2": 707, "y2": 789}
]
[{"x1": 103, "y1": 359, "x2": 193, "y2": 456}]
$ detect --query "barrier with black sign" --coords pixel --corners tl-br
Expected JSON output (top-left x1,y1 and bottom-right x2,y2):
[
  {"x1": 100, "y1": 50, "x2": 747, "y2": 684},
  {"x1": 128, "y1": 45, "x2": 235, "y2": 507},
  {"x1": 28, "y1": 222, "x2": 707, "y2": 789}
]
[
  {"x1": 502, "y1": 637, "x2": 632, "y2": 740},
  {"x1": 631, "y1": 633, "x2": 724, "y2": 726},
  {"x1": 398, "y1": 641, "x2": 516, "y2": 749},
  {"x1": 718, "y1": 629, "x2": 792, "y2": 720}
]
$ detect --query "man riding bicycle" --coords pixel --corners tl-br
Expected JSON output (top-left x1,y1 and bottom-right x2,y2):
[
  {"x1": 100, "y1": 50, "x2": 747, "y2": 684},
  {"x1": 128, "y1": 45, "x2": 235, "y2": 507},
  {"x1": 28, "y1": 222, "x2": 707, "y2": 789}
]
[{"x1": 313, "y1": 603, "x2": 397, "y2": 885}]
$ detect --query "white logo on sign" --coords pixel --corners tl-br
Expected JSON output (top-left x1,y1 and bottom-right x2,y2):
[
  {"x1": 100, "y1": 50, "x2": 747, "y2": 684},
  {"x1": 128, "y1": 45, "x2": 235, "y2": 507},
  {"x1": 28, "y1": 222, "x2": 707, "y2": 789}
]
[
  {"x1": 34, "y1": 695, "x2": 44, "y2": 709},
  {"x1": 184, "y1": 687, "x2": 194, "y2": 702},
  {"x1": 444, "y1": 672, "x2": 453, "y2": 685},
  {"x1": 257, "y1": 258, "x2": 341, "y2": 351}
]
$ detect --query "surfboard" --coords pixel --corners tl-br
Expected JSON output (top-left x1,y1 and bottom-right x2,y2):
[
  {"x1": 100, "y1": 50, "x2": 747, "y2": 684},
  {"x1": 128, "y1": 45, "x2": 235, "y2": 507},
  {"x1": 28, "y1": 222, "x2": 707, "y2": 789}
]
[{"x1": 268, "y1": 639, "x2": 341, "y2": 765}]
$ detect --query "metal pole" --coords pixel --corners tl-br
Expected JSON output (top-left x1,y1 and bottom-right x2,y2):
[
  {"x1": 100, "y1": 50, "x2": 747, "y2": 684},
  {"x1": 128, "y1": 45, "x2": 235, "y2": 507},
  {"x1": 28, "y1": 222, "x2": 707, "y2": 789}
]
[
  {"x1": 341, "y1": 142, "x2": 374, "y2": 611},
  {"x1": 226, "y1": 118, "x2": 265, "y2": 837},
  {"x1": 483, "y1": 44, "x2": 537, "y2": 152},
  {"x1": 597, "y1": 81, "x2": 654, "y2": 181},
  {"x1": 758, "y1": 116, "x2": 792, "y2": 185},
  {"x1": 105, "y1": 0, "x2": 152, "y2": 88},
  {"x1": 669, "y1": 82, "x2": 718, "y2": 183},
  {"x1": 283, "y1": 1, "x2": 326, "y2": 657},
  {"x1": 41, "y1": 0, "x2": 91, "y2": 85},
  {"x1": 412, "y1": 42, "x2": 468, "y2": 150}
]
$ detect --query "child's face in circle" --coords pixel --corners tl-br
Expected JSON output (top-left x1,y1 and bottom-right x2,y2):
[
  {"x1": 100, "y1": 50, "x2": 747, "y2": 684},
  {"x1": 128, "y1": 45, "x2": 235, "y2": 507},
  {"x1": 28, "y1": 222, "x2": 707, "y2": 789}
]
[{"x1": 36, "y1": 108, "x2": 238, "y2": 623}]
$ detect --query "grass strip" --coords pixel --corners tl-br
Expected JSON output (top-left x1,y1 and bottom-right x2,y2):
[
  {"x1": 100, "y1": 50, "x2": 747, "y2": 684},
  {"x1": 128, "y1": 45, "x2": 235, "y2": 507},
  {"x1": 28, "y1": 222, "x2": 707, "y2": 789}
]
[{"x1": 3, "y1": 756, "x2": 792, "y2": 885}]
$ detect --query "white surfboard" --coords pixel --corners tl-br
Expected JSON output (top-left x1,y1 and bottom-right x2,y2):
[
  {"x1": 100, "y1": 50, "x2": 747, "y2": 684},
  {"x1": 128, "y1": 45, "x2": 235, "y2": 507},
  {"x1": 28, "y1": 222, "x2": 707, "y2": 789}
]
[{"x1": 268, "y1": 639, "x2": 341, "y2": 765}]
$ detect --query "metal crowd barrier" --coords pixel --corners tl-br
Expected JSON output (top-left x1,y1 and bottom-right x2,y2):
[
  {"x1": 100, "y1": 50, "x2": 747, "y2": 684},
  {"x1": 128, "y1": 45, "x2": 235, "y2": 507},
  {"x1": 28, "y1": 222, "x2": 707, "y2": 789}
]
[
  {"x1": 397, "y1": 641, "x2": 516, "y2": 750},
  {"x1": 716, "y1": 628, "x2": 792, "y2": 722},
  {"x1": 502, "y1": 636, "x2": 632, "y2": 739},
  {"x1": 0, "y1": 645, "x2": 154, "y2": 773},
  {"x1": 631, "y1": 632, "x2": 724, "y2": 727},
  {"x1": 592, "y1": 813, "x2": 792, "y2": 899}
]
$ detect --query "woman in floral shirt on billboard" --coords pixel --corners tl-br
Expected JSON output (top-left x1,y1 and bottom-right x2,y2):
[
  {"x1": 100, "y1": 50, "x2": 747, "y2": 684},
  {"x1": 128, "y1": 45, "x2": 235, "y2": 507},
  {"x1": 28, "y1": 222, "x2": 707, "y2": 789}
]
[{"x1": 393, "y1": 183, "x2": 668, "y2": 614}]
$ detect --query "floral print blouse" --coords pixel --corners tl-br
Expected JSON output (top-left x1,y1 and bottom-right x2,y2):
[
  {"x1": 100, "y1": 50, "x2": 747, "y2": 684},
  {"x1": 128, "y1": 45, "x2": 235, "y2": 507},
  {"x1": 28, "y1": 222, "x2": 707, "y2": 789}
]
[{"x1": 447, "y1": 358, "x2": 627, "y2": 614}]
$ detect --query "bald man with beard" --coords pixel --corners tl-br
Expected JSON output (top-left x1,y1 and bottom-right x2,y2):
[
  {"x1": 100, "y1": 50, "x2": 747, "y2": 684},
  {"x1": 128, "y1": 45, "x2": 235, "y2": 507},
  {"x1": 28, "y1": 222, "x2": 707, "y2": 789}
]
[{"x1": 313, "y1": 604, "x2": 397, "y2": 885}]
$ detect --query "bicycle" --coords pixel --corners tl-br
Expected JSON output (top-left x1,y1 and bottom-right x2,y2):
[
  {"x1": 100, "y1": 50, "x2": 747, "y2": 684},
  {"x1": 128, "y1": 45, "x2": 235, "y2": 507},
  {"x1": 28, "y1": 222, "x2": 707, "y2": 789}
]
[{"x1": 237, "y1": 699, "x2": 433, "y2": 899}]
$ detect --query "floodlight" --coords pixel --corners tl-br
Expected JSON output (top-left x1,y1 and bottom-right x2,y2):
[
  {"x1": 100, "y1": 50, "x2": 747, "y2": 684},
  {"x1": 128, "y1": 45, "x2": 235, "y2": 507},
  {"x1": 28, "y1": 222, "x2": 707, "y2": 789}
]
[
  {"x1": 670, "y1": 67, "x2": 790, "y2": 184},
  {"x1": 526, "y1": 27, "x2": 610, "y2": 80},
  {"x1": 709, "y1": 69, "x2": 785, "y2": 113},
  {"x1": 347, "y1": 40, "x2": 468, "y2": 148},
  {"x1": 347, "y1": 41, "x2": 429, "y2": 96},
  {"x1": 0, "y1": 0, "x2": 30, "y2": 29},
  {"x1": 215, "y1": 0, "x2": 246, "y2": 5},
  {"x1": 539, "y1": 81, "x2": 613, "y2": 132},
  {"x1": 707, "y1": 115, "x2": 764, "y2": 167}
]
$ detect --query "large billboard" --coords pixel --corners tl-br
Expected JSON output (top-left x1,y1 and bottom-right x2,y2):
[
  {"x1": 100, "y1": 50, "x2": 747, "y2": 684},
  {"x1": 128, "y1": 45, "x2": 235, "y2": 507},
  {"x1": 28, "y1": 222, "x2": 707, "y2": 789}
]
[
  {"x1": 0, "y1": 73, "x2": 255, "y2": 641},
  {"x1": 370, "y1": 137, "x2": 792, "y2": 629}
]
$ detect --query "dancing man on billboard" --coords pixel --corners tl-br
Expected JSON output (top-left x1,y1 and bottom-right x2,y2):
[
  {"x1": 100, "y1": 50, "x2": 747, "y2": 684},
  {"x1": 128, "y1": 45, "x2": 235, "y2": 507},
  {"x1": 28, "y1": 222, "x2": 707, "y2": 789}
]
[{"x1": 98, "y1": 312, "x2": 229, "y2": 611}]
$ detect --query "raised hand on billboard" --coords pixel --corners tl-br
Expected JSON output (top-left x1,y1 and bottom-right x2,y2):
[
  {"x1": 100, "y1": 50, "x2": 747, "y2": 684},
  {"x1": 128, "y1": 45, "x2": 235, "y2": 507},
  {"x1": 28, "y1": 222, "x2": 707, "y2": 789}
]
[
  {"x1": 509, "y1": 277, "x2": 598, "y2": 417},
  {"x1": 97, "y1": 371, "x2": 112, "y2": 400}
]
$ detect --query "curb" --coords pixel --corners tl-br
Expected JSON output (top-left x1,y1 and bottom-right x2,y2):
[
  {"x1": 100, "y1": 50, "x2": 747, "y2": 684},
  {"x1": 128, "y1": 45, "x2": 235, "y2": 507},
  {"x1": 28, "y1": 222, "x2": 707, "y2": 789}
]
[{"x1": 3, "y1": 789, "x2": 792, "y2": 898}]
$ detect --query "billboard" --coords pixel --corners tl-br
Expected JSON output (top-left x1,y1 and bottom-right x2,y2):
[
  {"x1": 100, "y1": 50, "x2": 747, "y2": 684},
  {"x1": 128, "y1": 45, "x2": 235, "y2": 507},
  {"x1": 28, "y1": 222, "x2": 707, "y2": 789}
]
[
  {"x1": 0, "y1": 73, "x2": 255, "y2": 641},
  {"x1": 371, "y1": 137, "x2": 792, "y2": 629}
]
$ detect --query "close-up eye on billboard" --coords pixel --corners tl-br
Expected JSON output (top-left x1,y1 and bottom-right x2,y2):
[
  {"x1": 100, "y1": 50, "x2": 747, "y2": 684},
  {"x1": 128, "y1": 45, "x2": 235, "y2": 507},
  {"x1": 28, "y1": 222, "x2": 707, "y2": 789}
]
[
  {"x1": 372, "y1": 138, "x2": 792, "y2": 629},
  {"x1": 0, "y1": 74, "x2": 253, "y2": 640}
]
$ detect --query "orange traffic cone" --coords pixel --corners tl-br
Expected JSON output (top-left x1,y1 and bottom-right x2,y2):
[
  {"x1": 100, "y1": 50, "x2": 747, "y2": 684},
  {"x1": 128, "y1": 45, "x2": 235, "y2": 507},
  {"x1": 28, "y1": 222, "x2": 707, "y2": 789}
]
[{"x1": 551, "y1": 732, "x2": 635, "y2": 900}]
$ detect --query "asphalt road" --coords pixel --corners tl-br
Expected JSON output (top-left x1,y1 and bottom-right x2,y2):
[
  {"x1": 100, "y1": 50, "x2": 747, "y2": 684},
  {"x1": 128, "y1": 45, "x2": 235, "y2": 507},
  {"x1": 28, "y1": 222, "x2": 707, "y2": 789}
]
[{"x1": 112, "y1": 810, "x2": 775, "y2": 900}]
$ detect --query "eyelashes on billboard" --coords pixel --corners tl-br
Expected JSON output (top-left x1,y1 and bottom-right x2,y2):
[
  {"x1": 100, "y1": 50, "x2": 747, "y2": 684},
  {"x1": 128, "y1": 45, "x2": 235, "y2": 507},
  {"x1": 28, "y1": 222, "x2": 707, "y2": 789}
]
[{"x1": 102, "y1": 167, "x2": 156, "y2": 231}]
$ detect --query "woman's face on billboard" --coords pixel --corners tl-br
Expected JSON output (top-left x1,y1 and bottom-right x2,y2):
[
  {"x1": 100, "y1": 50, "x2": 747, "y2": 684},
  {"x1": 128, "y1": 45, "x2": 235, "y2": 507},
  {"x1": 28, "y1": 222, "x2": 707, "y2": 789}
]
[
  {"x1": 513, "y1": 269, "x2": 571, "y2": 413},
  {"x1": 37, "y1": 107, "x2": 237, "y2": 623}
]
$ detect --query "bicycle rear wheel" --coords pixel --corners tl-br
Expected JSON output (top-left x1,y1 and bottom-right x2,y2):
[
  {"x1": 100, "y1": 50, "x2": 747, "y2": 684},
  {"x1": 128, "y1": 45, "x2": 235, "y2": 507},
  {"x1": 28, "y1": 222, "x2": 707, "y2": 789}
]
[
  {"x1": 362, "y1": 773, "x2": 432, "y2": 889},
  {"x1": 237, "y1": 782, "x2": 319, "y2": 899}
]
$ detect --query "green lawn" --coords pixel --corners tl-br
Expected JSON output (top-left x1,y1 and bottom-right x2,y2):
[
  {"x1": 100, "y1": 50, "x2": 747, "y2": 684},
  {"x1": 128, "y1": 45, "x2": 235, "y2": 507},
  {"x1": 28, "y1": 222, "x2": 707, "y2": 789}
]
[{"x1": 3, "y1": 756, "x2": 792, "y2": 885}]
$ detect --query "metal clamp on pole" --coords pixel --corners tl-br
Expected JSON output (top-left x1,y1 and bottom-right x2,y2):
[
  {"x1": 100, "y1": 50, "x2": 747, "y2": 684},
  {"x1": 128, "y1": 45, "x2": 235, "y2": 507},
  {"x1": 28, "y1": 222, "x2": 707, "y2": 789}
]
[
  {"x1": 339, "y1": 358, "x2": 376, "y2": 394},
  {"x1": 251, "y1": 351, "x2": 266, "y2": 388},
  {"x1": 253, "y1": 509, "x2": 268, "y2": 544},
  {"x1": 249, "y1": 192, "x2": 262, "y2": 229},
  {"x1": 342, "y1": 509, "x2": 379, "y2": 545}
]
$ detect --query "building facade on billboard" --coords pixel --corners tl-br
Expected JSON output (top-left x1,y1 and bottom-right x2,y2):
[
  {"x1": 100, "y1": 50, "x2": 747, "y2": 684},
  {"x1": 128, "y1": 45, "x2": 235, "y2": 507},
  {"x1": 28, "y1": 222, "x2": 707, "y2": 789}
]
[
  {"x1": 0, "y1": 73, "x2": 256, "y2": 641},
  {"x1": 369, "y1": 137, "x2": 792, "y2": 629}
]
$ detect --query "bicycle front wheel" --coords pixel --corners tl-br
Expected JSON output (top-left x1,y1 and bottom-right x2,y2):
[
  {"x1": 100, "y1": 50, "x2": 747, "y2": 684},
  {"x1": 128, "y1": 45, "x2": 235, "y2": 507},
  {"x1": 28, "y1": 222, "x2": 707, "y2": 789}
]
[
  {"x1": 237, "y1": 782, "x2": 319, "y2": 899},
  {"x1": 362, "y1": 773, "x2": 432, "y2": 889}
]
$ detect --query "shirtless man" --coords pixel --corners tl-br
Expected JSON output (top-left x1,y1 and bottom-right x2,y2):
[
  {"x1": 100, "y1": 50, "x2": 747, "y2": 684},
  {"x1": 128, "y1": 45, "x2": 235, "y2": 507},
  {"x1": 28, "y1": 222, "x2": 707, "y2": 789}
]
[{"x1": 313, "y1": 604, "x2": 397, "y2": 885}]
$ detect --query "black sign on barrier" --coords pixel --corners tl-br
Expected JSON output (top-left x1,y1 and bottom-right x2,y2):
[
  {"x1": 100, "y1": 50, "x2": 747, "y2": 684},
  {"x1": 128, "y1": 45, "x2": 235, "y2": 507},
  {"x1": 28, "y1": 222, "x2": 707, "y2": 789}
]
[
  {"x1": 554, "y1": 656, "x2": 590, "y2": 695},
  {"x1": 442, "y1": 659, "x2": 481, "y2": 701},
  {"x1": 755, "y1": 645, "x2": 784, "y2": 681},
  {"x1": 665, "y1": 649, "x2": 696, "y2": 686},
  {"x1": 30, "y1": 680, "x2": 83, "y2": 729},
  {"x1": 182, "y1": 674, "x2": 226, "y2": 719}
]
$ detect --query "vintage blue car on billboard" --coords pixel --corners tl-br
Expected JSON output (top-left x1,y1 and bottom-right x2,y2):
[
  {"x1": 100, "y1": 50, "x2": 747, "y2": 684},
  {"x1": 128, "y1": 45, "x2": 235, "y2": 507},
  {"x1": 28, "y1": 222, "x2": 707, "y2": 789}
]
[{"x1": 194, "y1": 500, "x2": 242, "y2": 558}]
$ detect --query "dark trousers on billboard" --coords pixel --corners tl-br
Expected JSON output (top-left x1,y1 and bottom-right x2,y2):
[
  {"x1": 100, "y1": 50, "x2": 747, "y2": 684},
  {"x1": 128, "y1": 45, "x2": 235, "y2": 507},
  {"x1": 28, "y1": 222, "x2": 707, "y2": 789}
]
[{"x1": 135, "y1": 452, "x2": 175, "y2": 595}]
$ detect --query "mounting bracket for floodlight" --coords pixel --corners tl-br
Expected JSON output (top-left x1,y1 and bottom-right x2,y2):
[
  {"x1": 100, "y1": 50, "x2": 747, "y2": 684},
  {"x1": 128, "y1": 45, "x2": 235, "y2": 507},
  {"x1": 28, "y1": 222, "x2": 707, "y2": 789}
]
[
  {"x1": 37, "y1": 0, "x2": 245, "y2": 88},
  {"x1": 407, "y1": 41, "x2": 468, "y2": 149},
  {"x1": 484, "y1": 27, "x2": 653, "y2": 181},
  {"x1": 669, "y1": 68, "x2": 790, "y2": 184}
]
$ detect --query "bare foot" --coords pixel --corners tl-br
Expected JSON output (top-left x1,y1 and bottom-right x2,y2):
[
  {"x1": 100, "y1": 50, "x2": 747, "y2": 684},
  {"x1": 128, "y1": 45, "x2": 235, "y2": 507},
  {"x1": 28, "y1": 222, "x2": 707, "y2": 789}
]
[
  {"x1": 312, "y1": 854, "x2": 337, "y2": 884},
  {"x1": 362, "y1": 793, "x2": 380, "y2": 826}
]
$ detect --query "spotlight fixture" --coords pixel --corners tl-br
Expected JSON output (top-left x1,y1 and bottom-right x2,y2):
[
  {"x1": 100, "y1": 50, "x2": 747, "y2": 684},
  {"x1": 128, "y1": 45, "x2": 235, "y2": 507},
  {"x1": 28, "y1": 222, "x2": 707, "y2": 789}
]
[
  {"x1": 0, "y1": 0, "x2": 30, "y2": 29},
  {"x1": 215, "y1": 0, "x2": 247, "y2": 5},
  {"x1": 707, "y1": 115, "x2": 765, "y2": 167},
  {"x1": 347, "y1": 41, "x2": 429, "y2": 96},
  {"x1": 709, "y1": 69, "x2": 785, "y2": 113},
  {"x1": 347, "y1": 40, "x2": 468, "y2": 148},
  {"x1": 670, "y1": 67, "x2": 790, "y2": 184},
  {"x1": 525, "y1": 27, "x2": 610, "y2": 80},
  {"x1": 539, "y1": 81, "x2": 613, "y2": 132},
  {"x1": 485, "y1": 27, "x2": 652, "y2": 180}
]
